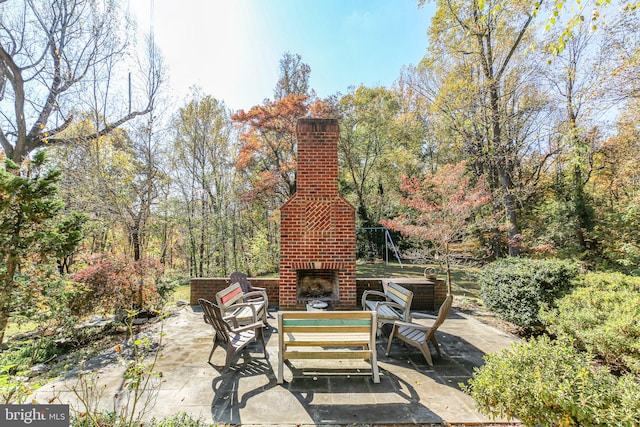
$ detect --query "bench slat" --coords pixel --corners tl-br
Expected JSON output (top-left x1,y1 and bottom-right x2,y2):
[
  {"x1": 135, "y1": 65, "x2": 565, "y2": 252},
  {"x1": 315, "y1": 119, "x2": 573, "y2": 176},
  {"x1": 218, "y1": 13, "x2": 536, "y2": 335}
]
[
  {"x1": 284, "y1": 350, "x2": 373, "y2": 360},
  {"x1": 282, "y1": 318, "x2": 371, "y2": 327},
  {"x1": 282, "y1": 311, "x2": 374, "y2": 319},
  {"x1": 282, "y1": 326, "x2": 371, "y2": 334}
]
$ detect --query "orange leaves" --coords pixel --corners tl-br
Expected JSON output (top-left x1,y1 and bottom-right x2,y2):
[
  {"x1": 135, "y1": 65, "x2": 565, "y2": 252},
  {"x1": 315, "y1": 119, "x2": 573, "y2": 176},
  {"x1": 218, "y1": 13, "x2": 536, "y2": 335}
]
[
  {"x1": 232, "y1": 94, "x2": 318, "y2": 202},
  {"x1": 232, "y1": 94, "x2": 309, "y2": 134}
]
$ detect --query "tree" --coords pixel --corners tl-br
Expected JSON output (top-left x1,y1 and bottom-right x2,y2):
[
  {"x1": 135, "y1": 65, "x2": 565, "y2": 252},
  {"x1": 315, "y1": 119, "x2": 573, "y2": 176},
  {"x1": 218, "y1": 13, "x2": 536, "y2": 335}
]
[
  {"x1": 589, "y1": 104, "x2": 640, "y2": 271},
  {"x1": 419, "y1": 0, "x2": 545, "y2": 256},
  {"x1": 171, "y1": 91, "x2": 236, "y2": 277},
  {"x1": 51, "y1": 115, "x2": 167, "y2": 262},
  {"x1": 274, "y1": 52, "x2": 313, "y2": 100},
  {"x1": 543, "y1": 0, "x2": 640, "y2": 54},
  {"x1": 381, "y1": 161, "x2": 492, "y2": 294},
  {"x1": 232, "y1": 53, "x2": 332, "y2": 204},
  {"x1": 0, "y1": 151, "x2": 83, "y2": 345},
  {"x1": 336, "y1": 85, "x2": 422, "y2": 227},
  {"x1": 540, "y1": 21, "x2": 609, "y2": 255},
  {"x1": 0, "y1": 0, "x2": 162, "y2": 163}
]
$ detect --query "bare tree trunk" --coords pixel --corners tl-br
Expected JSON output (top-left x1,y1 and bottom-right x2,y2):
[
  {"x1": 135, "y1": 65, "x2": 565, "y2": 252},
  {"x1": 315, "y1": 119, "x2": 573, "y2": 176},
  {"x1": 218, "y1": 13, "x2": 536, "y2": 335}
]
[{"x1": 0, "y1": 253, "x2": 18, "y2": 346}]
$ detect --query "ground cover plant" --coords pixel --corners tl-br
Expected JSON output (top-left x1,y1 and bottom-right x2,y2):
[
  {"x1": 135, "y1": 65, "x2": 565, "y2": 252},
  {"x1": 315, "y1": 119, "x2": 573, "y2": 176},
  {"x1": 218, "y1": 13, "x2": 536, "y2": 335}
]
[
  {"x1": 465, "y1": 335, "x2": 640, "y2": 426},
  {"x1": 541, "y1": 272, "x2": 640, "y2": 375},
  {"x1": 467, "y1": 270, "x2": 640, "y2": 425}
]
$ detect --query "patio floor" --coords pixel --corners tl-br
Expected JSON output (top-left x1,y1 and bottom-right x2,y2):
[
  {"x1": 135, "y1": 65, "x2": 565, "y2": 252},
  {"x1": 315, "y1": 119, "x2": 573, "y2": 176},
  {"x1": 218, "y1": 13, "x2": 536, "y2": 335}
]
[{"x1": 33, "y1": 305, "x2": 521, "y2": 426}]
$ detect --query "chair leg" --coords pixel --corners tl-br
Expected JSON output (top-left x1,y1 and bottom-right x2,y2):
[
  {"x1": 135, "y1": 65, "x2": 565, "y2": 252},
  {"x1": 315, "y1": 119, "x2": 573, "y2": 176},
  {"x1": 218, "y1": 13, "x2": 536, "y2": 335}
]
[
  {"x1": 208, "y1": 335, "x2": 219, "y2": 363},
  {"x1": 419, "y1": 342, "x2": 434, "y2": 367},
  {"x1": 429, "y1": 335, "x2": 442, "y2": 357},
  {"x1": 223, "y1": 345, "x2": 236, "y2": 371},
  {"x1": 386, "y1": 324, "x2": 398, "y2": 356},
  {"x1": 258, "y1": 328, "x2": 268, "y2": 360}
]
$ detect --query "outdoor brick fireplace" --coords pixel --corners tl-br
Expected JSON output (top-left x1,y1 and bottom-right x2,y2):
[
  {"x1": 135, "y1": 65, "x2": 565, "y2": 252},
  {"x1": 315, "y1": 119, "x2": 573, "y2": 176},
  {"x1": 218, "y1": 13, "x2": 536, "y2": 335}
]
[{"x1": 279, "y1": 118, "x2": 357, "y2": 309}]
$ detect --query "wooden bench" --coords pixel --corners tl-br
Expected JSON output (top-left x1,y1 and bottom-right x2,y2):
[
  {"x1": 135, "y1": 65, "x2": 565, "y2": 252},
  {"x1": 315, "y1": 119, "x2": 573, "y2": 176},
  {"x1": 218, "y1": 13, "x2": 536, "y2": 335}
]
[
  {"x1": 361, "y1": 281, "x2": 414, "y2": 333},
  {"x1": 277, "y1": 311, "x2": 380, "y2": 384},
  {"x1": 216, "y1": 282, "x2": 268, "y2": 325}
]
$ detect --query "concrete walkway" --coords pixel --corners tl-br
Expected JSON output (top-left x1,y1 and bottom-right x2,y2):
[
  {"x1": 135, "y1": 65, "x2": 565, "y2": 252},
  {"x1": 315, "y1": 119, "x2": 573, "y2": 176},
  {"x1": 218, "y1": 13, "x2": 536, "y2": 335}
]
[{"x1": 33, "y1": 306, "x2": 520, "y2": 426}]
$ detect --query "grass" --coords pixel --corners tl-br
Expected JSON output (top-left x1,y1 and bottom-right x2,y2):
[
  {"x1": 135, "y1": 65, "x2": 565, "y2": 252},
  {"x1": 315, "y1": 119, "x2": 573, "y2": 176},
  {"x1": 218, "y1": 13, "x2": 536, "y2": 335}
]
[
  {"x1": 357, "y1": 261, "x2": 482, "y2": 301},
  {"x1": 170, "y1": 284, "x2": 191, "y2": 304}
]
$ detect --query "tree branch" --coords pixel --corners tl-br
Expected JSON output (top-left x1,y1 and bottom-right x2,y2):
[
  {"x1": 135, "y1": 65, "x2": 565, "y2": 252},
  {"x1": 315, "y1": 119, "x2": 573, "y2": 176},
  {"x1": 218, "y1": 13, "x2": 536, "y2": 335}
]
[{"x1": 0, "y1": 44, "x2": 26, "y2": 162}]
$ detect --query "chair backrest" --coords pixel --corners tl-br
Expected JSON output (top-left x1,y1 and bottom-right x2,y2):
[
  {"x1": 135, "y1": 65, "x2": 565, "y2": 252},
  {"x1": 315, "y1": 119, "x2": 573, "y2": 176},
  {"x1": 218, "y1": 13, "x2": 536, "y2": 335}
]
[
  {"x1": 386, "y1": 281, "x2": 414, "y2": 319},
  {"x1": 230, "y1": 271, "x2": 252, "y2": 293},
  {"x1": 199, "y1": 298, "x2": 230, "y2": 344},
  {"x1": 216, "y1": 282, "x2": 245, "y2": 309},
  {"x1": 432, "y1": 294, "x2": 453, "y2": 330}
]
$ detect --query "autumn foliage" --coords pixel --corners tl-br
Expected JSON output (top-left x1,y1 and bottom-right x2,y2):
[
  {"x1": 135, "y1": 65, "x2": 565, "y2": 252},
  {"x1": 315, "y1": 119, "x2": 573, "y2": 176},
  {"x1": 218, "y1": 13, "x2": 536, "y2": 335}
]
[
  {"x1": 74, "y1": 255, "x2": 165, "y2": 314},
  {"x1": 381, "y1": 161, "x2": 492, "y2": 292},
  {"x1": 232, "y1": 94, "x2": 333, "y2": 202}
]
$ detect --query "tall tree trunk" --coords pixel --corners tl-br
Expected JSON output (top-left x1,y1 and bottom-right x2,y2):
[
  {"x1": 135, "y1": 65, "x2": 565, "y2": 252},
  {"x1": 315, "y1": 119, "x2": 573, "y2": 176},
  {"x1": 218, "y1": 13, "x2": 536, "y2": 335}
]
[
  {"x1": 0, "y1": 253, "x2": 18, "y2": 346},
  {"x1": 489, "y1": 79, "x2": 521, "y2": 256}
]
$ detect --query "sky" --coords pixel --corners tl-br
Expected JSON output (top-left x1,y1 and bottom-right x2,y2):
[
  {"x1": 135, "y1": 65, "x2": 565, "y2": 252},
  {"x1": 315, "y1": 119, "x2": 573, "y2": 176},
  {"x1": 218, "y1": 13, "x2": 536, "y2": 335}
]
[{"x1": 129, "y1": 0, "x2": 435, "y2": 112}]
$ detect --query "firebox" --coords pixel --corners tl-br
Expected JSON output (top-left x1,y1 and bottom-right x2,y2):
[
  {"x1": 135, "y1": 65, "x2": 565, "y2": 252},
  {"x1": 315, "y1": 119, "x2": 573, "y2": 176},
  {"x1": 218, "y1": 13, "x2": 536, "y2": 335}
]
[
  {"x1": 296, "y1": 269, "x2": 339, "y2": 301},
  {"x1": 279, "y1": 118, "x2": 357, "y2": 309}
]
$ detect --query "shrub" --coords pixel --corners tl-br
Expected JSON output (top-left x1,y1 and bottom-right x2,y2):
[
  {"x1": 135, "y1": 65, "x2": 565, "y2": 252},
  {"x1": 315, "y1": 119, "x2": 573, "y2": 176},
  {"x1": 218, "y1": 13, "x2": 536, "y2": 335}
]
[
  {"x1": 465, "y1": 335, "x2": 640, "y2": 426},
  {"x1": 146, "y1": 412, "x2": 218, "y2": 426},
  {"x1": 71, "y1": 412, "x2": 217, "y2": 427},
  {"x1": 541, "y1": 272, "x2": 640, "y2": 374},
  {"x1": 74, "y1": 255, "x2": 165, "y2": 314},
  {"x1": 11, "y1": 272, "x2": 91, "y2": 328},
  {"x1": 479, "y1": 258, "x2": 579, "y2": 332}
]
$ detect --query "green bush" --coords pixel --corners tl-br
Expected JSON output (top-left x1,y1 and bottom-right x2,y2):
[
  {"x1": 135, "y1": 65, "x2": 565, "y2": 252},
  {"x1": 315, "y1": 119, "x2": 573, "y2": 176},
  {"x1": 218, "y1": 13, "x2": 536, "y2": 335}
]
[
  {"x1": 71, "y1": 410, "x2": 217, "y2": 427},
  {"x1": 479, "y1": 258, "x2": 579, "y2": 332},
  {"x1": 465, "y1": 335, "x2": 640, "y2": 426},
  {"x1": 541, "y1": 272, "x2": 640, "y2": 374},
  {"x1": 146, "y1": 412, "x2": 218, "y2": 426}
]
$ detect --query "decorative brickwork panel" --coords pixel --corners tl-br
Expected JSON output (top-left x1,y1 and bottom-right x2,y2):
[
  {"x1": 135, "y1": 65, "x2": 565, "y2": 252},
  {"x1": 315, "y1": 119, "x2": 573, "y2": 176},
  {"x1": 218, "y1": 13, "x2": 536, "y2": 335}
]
[{"x1": 304, "y1": 201, "x2": 332, "y2": 233}]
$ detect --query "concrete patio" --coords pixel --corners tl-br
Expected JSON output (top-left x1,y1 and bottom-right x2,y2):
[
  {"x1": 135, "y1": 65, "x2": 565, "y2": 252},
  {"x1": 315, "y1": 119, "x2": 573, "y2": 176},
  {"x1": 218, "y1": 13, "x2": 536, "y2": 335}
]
[{"x1": 33, "y1": 305, "x2": 521, "y2": 426}]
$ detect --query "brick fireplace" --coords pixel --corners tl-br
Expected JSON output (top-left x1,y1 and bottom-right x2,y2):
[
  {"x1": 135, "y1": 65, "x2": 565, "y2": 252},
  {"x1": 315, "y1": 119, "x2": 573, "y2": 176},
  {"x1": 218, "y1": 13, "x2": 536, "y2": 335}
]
[{"x1": 279, "y1": 118, "x2": 357, "y2": 309}]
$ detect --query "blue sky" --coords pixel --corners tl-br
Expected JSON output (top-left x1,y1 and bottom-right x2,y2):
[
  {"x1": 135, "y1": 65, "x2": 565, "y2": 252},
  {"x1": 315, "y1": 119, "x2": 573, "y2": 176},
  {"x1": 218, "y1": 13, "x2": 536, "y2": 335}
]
[{"x1": 130, "y1": 0, "x2": 434, "y2": 112}]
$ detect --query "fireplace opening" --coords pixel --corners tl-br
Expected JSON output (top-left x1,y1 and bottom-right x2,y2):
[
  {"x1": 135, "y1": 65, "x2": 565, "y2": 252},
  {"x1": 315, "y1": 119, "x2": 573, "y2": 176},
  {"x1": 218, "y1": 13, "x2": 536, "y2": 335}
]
[{"x1": 296, "y1": 269, "x2": 339, "y2": 301}]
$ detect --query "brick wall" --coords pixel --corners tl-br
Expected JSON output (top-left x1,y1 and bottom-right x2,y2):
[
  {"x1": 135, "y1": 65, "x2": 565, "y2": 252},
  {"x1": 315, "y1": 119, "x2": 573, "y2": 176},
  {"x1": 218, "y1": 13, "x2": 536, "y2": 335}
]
[{"x1": 191, "y1": 277, "x2": 447, "y2": 311}]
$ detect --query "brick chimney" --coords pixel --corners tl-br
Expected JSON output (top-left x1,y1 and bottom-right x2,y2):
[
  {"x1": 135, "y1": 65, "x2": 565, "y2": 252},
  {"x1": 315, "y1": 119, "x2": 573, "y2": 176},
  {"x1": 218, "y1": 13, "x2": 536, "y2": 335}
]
[{"x1": 279, "y1": 118, "x2": 357, "y2": 309}]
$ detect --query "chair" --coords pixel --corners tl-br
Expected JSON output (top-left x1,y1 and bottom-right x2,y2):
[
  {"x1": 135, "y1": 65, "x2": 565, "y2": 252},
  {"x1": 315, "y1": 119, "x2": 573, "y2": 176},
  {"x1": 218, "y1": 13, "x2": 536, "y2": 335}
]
[
  {"x1": 385, "y1": 294, "x2": 453, "y2": 366},
  {"x1": 230, "y1": 271, "x2": 266, "y2": 295},
  {"x1": 361, "y1": 281, "x2": 413, "y2": 334},
  {"x1": 198, "y1": 298, "x2": 267, "y2": 371},
  {"x1": 216, "y1": 281, "x2": 268, "y2": 325}
]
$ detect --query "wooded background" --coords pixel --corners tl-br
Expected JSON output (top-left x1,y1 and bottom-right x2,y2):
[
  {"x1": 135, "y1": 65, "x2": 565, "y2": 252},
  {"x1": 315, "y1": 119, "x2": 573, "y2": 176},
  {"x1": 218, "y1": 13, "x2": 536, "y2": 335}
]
[{"x1": 2, "y1": 0, "x2": 639, "y2": 278}]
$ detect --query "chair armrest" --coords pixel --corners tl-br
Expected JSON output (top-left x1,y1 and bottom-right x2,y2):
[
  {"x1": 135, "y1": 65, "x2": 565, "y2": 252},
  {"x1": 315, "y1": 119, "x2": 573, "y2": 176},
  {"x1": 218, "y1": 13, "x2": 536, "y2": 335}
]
[
  {"x1": 362, "y1": 290, "x2": 387, "y2": 300},
  {"x1": 223, "y1": 314, "x2": 240, "y2": 328},
  {"x1": 393, "y1": 320, "x2": 433, "y2": 331},
  {"x1": 362, "y1": 290, "x2": 389, "y2": 309},
  {"x1": 375, "y1": 301, "x2": 404, "y2": 312},
  {"x1": 225, "y1": 302, "x2": 258, "y2": 323},
  {"x1": 410, "y1": 312, "x2": 437, "y2": 320},
  {"x1": 243, "y1": 290, "x2": 267, "y2": 302},
  {"x1": 229, "y1": 320, "x2": 264, "y2": 333}
]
